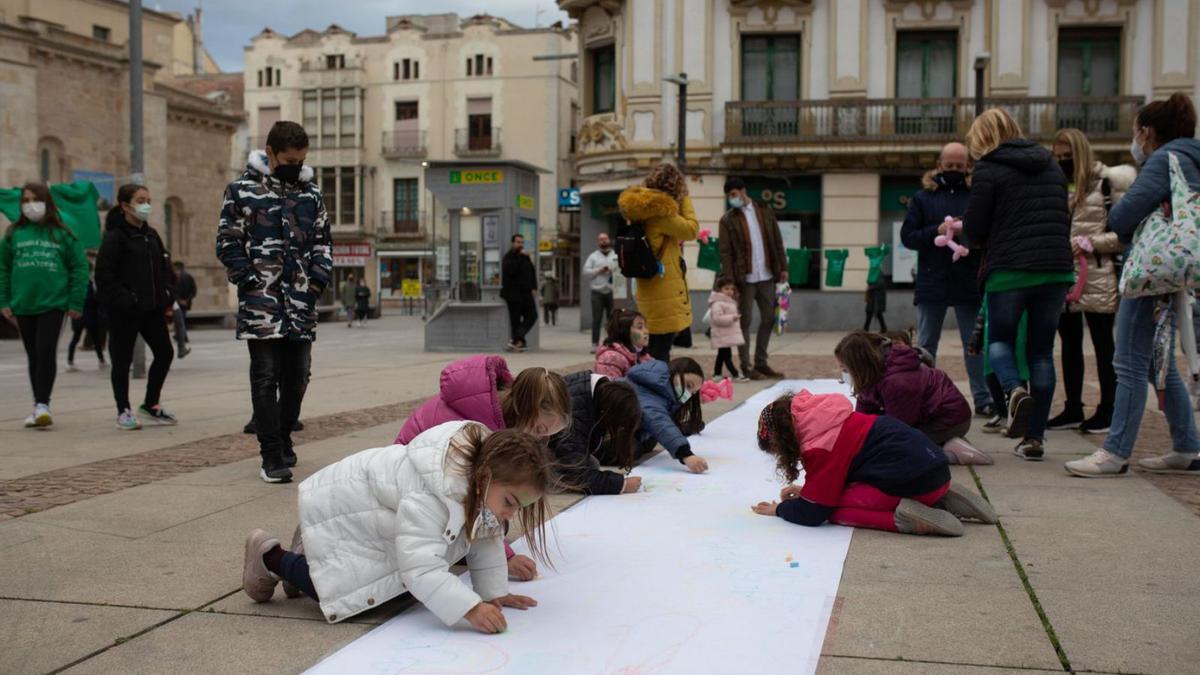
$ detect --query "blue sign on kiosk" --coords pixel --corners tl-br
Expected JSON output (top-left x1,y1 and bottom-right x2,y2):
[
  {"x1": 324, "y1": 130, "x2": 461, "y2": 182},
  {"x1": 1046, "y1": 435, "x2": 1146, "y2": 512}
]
[{"x1": 558, "y1": 187, "x2": 581, "y2": 212}]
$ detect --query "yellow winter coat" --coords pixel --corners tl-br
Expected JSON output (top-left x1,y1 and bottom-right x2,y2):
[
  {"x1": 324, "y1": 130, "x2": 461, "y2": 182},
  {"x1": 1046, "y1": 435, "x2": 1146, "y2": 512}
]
[{"x1": 617, "y1": 186, "x2": 699, "y2": 335}]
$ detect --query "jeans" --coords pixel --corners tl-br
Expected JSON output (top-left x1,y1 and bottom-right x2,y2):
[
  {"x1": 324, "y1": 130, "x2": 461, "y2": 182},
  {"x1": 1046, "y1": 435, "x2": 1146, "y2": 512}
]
[
  {"x1": 590, "y1": 290, "x2": 613, "y2": 345},
  {"x1": 987, "y1": 284, "x2": 1069, "y2": 441},
  {"x1": 1057, "y1": 310, "x2": 1116, "y2": 414},
  {"x1": 505, "y1": 297, "x2": 537, "y2": 344},
  {"x1": 172, "y1": 306, "x2": 189, "y2": 351},
  {"x1": 16, "y1": 311, "x2": 65, "y2": 405},
  {"x1": 109, "y1": 309, "x2": 174, "y2": 413},
  {"x1": 1103, "y1": 295, "x2": 1200, "y2": 459},
  {"x1": 248, "y1": 339, "x2": 312, "y2": 460},
  {"x1": 916, "y1": 304, "x2": 992, "y2": 411},
  {"x1": 738, "y1": 280, "x2": 776, "y2": 373}
]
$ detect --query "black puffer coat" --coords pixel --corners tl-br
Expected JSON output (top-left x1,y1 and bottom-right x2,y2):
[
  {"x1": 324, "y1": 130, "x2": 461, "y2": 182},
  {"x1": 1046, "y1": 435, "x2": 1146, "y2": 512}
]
[
  {"x1": 95, "y1": 209, "x2": 175, "y2": 316},
  {"x1": 547, "y1": 370, "x2": 627, "y2": 495},
  {"x1": 962, "y1": 139, "x2": 1072, "y2": 281},
  {"x1": 899, "y1": 172, "x2": 981, "y2": 307}
]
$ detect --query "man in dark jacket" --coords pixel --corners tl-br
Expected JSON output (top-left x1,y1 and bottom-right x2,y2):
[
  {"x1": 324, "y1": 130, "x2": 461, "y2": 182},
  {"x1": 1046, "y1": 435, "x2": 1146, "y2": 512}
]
[
  {"x1": 171, "y1": 261, "x2": 195, "y2": 358},
  {"x1": 900, "y1": 142, "x2": 994, "y2": 417},
  {"x1": 500, "y1": 234, "x2": 538, "y2": 351},
  {"x1": 216, "y1": 121, "x2": 331, "y2": 484},
  {"x1": 718, "y1": 177, "x2": 788, "y2": 380}
]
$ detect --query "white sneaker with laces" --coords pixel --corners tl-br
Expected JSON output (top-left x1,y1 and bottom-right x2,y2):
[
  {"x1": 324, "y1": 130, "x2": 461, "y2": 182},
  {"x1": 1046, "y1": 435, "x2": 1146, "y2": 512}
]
[
  {"x1": 1064, "y1": 449, "x2": 1128, "y2": 478},
  {"x1": 117, "y1": 408, "x2": 143, "y2": 431},
  {"x1": 23, "y1": 412, "x2": 36, "y2": 428},
  {"x1": 33, "y1": 403, "x2": 52, "y2": 427},
  {"x1": 1137, "y1": 451, "x2": 1200, "y2": 475}
]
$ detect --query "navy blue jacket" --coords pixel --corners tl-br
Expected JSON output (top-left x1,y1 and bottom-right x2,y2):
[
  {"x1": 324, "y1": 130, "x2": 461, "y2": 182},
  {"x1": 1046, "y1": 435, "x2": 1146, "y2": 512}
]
[
  {"x1": 625, "y1": 360, "x2": 693, "y2": 462},
  {"x1": 1108, "y1": 138, "x2": 1200, "y2": 243},
  {"x1": 548, "y1": 371, "x2": 627, "y2": 495},
  {"x1": 899, "y1": 175, "x2": 981, "y2": 307}
]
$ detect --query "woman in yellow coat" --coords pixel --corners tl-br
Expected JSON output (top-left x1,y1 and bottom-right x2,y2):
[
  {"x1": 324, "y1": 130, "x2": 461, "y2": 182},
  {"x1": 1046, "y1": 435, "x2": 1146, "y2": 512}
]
[{"x1": 617, "y1": 164, "x2": 699, "y2": 361}]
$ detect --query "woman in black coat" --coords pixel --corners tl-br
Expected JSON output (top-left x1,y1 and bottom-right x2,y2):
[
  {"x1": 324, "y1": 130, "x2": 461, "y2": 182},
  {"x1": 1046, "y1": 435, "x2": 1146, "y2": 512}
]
[{"x1": 962, "y1": 109, "x2": 1073, "y2": 461}]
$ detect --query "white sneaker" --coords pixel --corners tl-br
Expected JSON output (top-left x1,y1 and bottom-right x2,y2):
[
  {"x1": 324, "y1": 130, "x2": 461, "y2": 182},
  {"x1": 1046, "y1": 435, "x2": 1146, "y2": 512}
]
[
  {"x1": 1137, "y1": 451, "x2": 1200, "y2": 475},
  {"x1": 1064, "y1": 449, "x2": 1128, "y2": 478},
  {"x1": 117, "y1": 408, "x2": 142, "y2": 431},
  {"x1": 66, "y1": 363, "x2": 79, "y2": 373},
  {"x1": 23, "y1": 413, "x2": 36, "y2": 428},
  {"x1": 33, "y1": 404, "x2": 52, "y2": 427}
]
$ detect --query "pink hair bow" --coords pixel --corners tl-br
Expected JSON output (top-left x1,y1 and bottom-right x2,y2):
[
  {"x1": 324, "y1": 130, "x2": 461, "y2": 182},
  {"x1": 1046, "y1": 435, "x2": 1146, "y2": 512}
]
[{"x1": 700, "y1": 378, "x2": 733, "y2": 404}]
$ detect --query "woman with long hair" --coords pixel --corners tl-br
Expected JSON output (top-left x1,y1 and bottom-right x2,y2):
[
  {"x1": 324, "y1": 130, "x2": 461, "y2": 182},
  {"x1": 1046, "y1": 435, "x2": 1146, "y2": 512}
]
[
  {"x1": 1046, "y1": 128, "x2": 1135, "y2": 434},
  {"x1": 962, "y1": 108, "x2": 1073, "y2": 461},
  {"x1": 616, "y1": 163, "x2": 699, "y2": 362},
  {"x1": 0, "y1": 182, "x2": 88, "y2": 427},
  {"x1": 95, "y1": 183, "x2": 177, "y2": 430}
]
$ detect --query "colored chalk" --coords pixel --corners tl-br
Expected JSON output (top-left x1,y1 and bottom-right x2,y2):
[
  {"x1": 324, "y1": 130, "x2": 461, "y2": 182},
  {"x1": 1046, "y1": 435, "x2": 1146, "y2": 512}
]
[{"x1": 789, "y1": 561, "x2": 799, "y2": 568}]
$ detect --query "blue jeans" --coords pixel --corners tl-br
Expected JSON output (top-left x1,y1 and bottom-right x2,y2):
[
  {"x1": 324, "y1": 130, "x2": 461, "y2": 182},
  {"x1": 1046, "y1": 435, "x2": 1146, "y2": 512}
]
[
  {"x1": 1103, "y1": 295, "x2": 1200, "y2": 459},
  {"x1": 987, "y1": 284, "x2": 1069, "y2": 441},
  {"x1": 916, "y1": 304, "x2": 992, "y2": 411}
]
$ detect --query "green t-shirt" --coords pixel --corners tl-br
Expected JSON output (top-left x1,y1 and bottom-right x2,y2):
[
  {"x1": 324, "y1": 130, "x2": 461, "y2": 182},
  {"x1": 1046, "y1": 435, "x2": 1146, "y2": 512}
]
[
  {"x1": 986, "y1": 269, "x2": 1075, "y2": 293},
  {"x1": 865, "y1": 245, "x2": 890, "y2": 285},
  {"x1": 0, "y1": 223, "x2": 88, "y2": 315},
  {"x1": 824, "y1": 249, "x2": 849, "y2": 287}
]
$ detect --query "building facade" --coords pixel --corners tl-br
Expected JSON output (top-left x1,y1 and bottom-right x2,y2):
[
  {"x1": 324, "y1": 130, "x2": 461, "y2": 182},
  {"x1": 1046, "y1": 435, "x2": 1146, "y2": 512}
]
[
  {"x1": 242, "y1": 13, "x2": 578, "y2": 311},
  {"x1": 0, "y1": 0, "x2": 239, "y2": 312},
  {"x1": 560, "y1": 0, "x2": 1200, "y2": 330}
]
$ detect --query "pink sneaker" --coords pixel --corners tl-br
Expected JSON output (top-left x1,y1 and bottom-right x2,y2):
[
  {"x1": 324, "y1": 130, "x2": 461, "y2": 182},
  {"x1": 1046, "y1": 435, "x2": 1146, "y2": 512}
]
[
  {"x1": 242, "y1": 529, "x2": 280, "y2": 603},
  {"x1": 943, "y1": 437, "x2": 994, "y2": 465}
]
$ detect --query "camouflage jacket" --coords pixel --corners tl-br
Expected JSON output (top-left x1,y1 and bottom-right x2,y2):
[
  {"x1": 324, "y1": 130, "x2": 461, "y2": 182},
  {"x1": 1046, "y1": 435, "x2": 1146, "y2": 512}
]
[{"x1": 216, "y1": 150, "x2": 332, "y2": 340}]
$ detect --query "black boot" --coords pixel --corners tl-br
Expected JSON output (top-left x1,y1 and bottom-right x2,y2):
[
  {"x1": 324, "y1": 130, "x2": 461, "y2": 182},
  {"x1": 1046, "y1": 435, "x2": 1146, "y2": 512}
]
[{"x1": 1047, "y1": 404, "x2": 1084, "y2": 431}]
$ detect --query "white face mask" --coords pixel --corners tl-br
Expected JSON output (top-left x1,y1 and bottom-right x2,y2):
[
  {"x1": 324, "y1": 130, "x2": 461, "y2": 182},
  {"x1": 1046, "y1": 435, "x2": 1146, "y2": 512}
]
[
  {"x1": 133, "y1": 203, "x2": 153, "y2": 221},
  {"x1": 674, "y1": 382, "x2": 693, "y2": 405},
  {"x1": 21, "y1": 201, "x2": 46, "y2": 222},
  {"x1": 728, "y1": 196, "x2": 744, "y2": 209},
  {"x1": 839, "y1": 370, "x2": 852, "y2": 386},
  {"x1": 1130, "y1": 136, "x2": 1148, "y2": 165}
]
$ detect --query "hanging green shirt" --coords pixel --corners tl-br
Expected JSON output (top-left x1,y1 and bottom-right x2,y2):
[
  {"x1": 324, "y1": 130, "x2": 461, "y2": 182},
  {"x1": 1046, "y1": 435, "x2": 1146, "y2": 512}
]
[
  {"x1": 0, "y1": 223, "x2": 89, "y2": 315},
  {"x1": 865, "y1": 245, "x2": 890, "y2": 285},
  {"x1": 824, "y1": 249, "x2": 849, "y2": 287}
]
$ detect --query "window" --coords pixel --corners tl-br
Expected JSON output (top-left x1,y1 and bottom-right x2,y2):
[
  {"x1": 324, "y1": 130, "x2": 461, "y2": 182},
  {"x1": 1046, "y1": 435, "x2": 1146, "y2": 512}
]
[
  {"x1": 302, "y1": 91, "x2": 318, "y2": 135},
  {"x1": 266, "y1": 68, "x2": 274, "y2": 87},
  {"x1": 303, "y1": 88, "x2": 360, "y2": 148},
  {"x1": 570, "y1": 60, "x2": 578, "y2": 83},
  {"x1": 393, "y1": 178, "x2": 419, "y2": 232},
  {"x1": 92, "y1": 25, "x2": 110, "y2": 41},
  {"x1": 163, "y1": 198, "x2": 185, "y2": 256},
  {"x1": 467, "y1": 98, "x2": 493, "y2": 150},
  {"x1": 326, "y1": 54, "x2": 345, "y2": 70},
  {"x1": 39, "y1": 149, "x2": 50, "y2": 183},
  {"x1": 590, "y1": 45, "x2": 615, "y2": 114},
  {"x1": 467, "y1": 54, "x2": 492, "y2": 78},
  {"x1": 395, "y1": 101, "x2": 418, "y2": 122},
  {"x1": 394, "y1": 58, "x2": 419, "y2": 81},
  {"x1": 414, "y1": 61, "x2": 420, "y2": 79},
  {"x1": 37, "y1": 138, "x2": 65, "y2": 183},
  {"x1": 258, "y1": 68, "x2": 281, "y2": 88},
  {"x1": 257, "y1": 70, "x2": 263, "y2": 87},
  {"x1": 486, "y1": 57, "x2": 493, "y2": 75},
  {"x1": 317, "y1": 167, "x2": 358, "y2": 226},
  {"x1": 739, "y1": 35, "x2": 800, "y2": 135},
  {"x1": 895, "y1": 31, "x2": 957, "y2": 134},
  {"x1": 1057, "y1": 27, "x2": 1121, "y2": 133}
]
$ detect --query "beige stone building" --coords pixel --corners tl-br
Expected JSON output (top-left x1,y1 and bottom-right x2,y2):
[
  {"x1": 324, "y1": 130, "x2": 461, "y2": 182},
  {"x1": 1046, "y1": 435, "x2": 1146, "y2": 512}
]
[
  {"x1": 0, "y1": 0, "x2": 240, "y2": 312},
  {"x1": 242, "y1": 13, "x2": 578, "y2": 310},
  {"x1": 560, "y1": 0, "x2": 1200, "y2": 330}
]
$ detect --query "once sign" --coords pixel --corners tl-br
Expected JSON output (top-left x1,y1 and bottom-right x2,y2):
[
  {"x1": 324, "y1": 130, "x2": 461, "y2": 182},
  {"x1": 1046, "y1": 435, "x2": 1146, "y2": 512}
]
[{"x1": 448, "y1": 169, "x2": 504, "y2": 185}]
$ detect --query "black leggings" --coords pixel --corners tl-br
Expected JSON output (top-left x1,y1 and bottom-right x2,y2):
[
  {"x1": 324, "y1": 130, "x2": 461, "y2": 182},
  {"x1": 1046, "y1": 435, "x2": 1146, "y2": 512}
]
[
  {"x1": 1057, "y1": 310, "x2": 1116, "y2": 413},
  {"x1": 714, "y1": 348, "x2": 738, "y2": 377},
  {"x1": 648, "y1": 332, "x2": 675, "y2": 362},
  {"x1": 16, "y1": 311, "x2": 65, "y2": 405},
  {"x1": 108, "y1": 309, "x2": 174, "y2": 413},
  {"x1": 68, "y1": 318, "x2": 106, "y2": 365}
]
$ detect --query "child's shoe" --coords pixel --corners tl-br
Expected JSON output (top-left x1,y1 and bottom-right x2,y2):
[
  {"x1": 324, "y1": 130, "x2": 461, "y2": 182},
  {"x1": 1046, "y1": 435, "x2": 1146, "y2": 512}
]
[
  {"x1": 893, "y1": 499, "x2": 964, "y2": 536},
  {"x1": 282, "y1": 525, "x2": 305, "y2": 599},
  {"x1": 117, "y1": 409, "x2": 142, "y2": 431},
  {"x1": 243, "y1": 529, "x2": 281, "y2": 603},
  {"x1": 934, "y1": 484, "x2": 998, "y2": 524},
  {"x1": 942, "y1": 437, "x2": 993, "y2": 465}
]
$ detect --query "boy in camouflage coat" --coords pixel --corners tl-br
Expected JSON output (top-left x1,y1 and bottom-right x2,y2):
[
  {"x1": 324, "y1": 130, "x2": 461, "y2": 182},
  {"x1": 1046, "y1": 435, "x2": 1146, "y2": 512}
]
[{"x1": 217, "y1": 121, "x2": 332, "y2": 483}]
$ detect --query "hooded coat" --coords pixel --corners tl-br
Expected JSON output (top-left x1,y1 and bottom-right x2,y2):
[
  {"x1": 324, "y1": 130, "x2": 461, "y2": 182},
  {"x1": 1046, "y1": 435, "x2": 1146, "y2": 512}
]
[
  {"x1": 853, "y1": 344, "x2": 971, "y2": 431},
  {"x1": 216, "y1": 150, "x2": 332, "y2": 340},
  {"x1": 616, "y1": 187, "x2": 699, "y2": 335},
  {"x1": 625, "y1": 359, "x2": 693, "y2": 461},
  {"x1": 593, "y1": 340, "x2": 651, "y2": 380},
  {"x1": 899, "y1": 171, "x2": 981, "y2": 307},
  {"x1": 1066, "y1": 162, "x2": 1136, "y2": 314},
  {"x1": 395, "y1": 355, "x2": 513, "y2": 445},
  {"x1": 707, "y1": 290, "x2": 744, "y2": 349},
  {"x1": 298, "y1": 421, "x2": 508, "y2": 625},
  {"x1": 962, "y1": 139, "x2": 1073, "y2": 280},
  {"x1": 548, "y1": 371, "x2": 628, "y2": 495},
  {"x1": 95, "y1": 208, "x2": 175, "y2": 316},
  {"x1": 1107, "y1": 138, "x2": 1200, "y2": 242}
]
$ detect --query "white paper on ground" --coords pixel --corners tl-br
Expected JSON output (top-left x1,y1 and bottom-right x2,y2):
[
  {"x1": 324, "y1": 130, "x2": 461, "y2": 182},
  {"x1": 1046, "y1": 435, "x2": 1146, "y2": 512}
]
[{"x1": 307, "y1": 380, "x2": 853, "y2": 675}]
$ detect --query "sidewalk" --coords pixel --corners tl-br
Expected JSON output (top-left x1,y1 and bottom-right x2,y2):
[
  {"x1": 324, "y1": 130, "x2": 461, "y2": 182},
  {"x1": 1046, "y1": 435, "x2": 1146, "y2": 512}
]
[{"x1": 2, "y1": 309, "x2": 1197, "y2": 674}]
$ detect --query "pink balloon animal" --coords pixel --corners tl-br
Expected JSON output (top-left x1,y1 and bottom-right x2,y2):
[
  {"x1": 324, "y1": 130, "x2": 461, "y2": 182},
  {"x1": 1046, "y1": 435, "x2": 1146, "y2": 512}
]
[{"x1": 934, "y1": 216, "x2": 970, "y2": 262}]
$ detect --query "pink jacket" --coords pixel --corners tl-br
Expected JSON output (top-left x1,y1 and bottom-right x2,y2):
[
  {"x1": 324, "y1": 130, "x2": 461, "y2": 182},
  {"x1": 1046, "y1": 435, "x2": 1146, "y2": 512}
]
[
  {"x1": 789, "y1": 389, "x2": 855, "y2": 457},
  {"x1": 395, "y1": 355, "x2": 513, "y2": 445},
  {"x1": 593, "y1": 342, "x2": 651, "y2": 379},
  {"x1": 707, "y1": 291, "x2": 744, "y2": 349}
]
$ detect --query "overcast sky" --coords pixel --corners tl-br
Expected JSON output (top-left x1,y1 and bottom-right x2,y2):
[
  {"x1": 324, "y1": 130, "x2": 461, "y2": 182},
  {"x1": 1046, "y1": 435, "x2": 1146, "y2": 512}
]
[{"x1": 146, "y1": 1, "x2": 571, "y2": 72}]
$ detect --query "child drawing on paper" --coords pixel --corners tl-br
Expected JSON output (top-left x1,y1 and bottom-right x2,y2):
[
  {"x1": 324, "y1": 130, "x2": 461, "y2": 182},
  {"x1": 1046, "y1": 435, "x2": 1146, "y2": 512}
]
[
  {"x1": 750, "y1": 390, "x2": 997, "y2": 535},
  {"x1": 241, "y1": 423, "x2": 556, "y2": 634},
  {"x1": 626, "y1": 357, "x2": 710, "y2": 473}
]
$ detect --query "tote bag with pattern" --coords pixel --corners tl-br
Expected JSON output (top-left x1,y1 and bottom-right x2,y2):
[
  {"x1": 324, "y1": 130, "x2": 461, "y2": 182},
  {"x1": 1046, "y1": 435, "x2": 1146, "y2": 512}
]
[{"x1": 1119, "y1": 152, "x2": 1200, "y2": 298}]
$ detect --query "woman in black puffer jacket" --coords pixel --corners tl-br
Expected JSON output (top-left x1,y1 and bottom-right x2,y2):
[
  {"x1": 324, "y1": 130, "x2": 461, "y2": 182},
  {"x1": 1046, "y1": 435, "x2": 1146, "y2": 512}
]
[{"x1": 962, "y1": 108, "x2": 1072, "y2": 461}]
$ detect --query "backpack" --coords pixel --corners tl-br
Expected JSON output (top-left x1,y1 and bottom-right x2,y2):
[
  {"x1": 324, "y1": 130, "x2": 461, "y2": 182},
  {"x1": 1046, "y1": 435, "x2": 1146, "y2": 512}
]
[{"x1": 615, "y1": 220, "x2": 669, "y2": 279}]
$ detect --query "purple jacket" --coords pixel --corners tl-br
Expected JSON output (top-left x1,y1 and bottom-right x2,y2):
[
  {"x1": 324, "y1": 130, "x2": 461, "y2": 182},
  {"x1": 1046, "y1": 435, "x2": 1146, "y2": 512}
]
[
  {"x1": 395, "y1": 355, "x2": 513, "y2": 444},
  {"x1": 854, "y1": 344, "x2": 970, "y2": 430}
]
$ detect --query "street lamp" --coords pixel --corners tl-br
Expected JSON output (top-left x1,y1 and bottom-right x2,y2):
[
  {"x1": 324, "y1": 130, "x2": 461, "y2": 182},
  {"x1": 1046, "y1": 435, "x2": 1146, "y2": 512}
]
[
  {"x1": 973, "y1": 54, "x2": 991, "y2": 117},
  {"x1": 663, "y1": 73, "x2": 688, "y2": 170}
]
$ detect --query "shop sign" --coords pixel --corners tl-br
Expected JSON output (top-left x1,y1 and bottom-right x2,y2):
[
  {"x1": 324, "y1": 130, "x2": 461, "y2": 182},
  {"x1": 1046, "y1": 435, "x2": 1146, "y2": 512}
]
[
  {"x1": 333, "y1": 242, "x2": 372, "y2": 267},
  {"x1": 449, "y1": 170, "x2": 504, "y2": 185}
]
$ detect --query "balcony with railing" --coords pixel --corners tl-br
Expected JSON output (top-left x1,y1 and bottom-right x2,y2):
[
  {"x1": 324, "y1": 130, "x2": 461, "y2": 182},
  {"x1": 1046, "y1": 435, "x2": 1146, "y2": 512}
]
[
  {"x1": 379, "y1": 211, "x2": 428, "y2": 240},
  {"x1": 723, "y1": 96, "x2": 1142, "y2": 149},
  {"x1": 298, "y1": 59, "x2": 365, "y2": 86},
  {"x1": 454, "y1": 128, "x2": 502, "y2": 157},
  {"x1": 381, "y1": 130, "x2": 428, "y2": 159},
  {"x1": 245, "y1": 133, "x2": 360, "y2": 153}
]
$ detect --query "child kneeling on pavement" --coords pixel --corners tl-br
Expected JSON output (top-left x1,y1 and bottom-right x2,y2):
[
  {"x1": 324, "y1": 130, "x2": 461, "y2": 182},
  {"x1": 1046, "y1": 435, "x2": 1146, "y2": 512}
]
[{"x1": 242, "y1": 422, "x2": 556, "y2": 633}]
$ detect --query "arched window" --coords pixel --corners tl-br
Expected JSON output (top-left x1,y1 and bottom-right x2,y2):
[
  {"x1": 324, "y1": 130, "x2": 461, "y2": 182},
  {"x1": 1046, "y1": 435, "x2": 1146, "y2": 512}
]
[
  {"x1": 36, "y1": 137, "x2": 66, "y2": 183},
  {"x1": 163, "y1": 197, "x2": 186, "y2": 257}
]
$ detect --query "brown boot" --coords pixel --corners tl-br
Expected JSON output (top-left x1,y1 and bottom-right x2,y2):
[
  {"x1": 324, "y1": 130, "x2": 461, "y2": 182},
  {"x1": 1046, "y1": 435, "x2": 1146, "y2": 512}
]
[{"x1": 756, "y1": 364, "x2": 785, "y2": 379}]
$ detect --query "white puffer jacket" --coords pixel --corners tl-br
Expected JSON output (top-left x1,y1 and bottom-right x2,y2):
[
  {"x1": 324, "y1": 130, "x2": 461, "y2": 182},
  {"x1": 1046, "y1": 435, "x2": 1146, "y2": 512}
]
[{"x1": 298, "y1": 420, "x2": 508, "y2": 625}]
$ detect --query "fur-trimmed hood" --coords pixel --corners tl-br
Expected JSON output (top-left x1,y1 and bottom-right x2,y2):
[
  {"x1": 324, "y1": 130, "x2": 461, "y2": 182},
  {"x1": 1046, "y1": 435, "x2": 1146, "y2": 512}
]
[
  {"x1": 618, "y1": 186, "x2": 680, "y2": 221},
  {"x1": 1100, "y1": 162, "x2": 1137, "y2": 192},
  {"x1": 245, "y1": 150, "x2": 314, "y2": 184},
  {"x1": 921, "y1": 168, "x2": 973, "y2": 191}
]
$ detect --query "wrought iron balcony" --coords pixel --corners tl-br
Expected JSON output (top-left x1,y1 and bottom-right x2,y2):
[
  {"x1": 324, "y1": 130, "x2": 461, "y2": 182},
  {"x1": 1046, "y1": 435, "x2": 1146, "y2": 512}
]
[
  {"x1": 379, "y1": 210, "x2": 427, "y2": 239},
  {"x1": 381, "y1": 130, "x2": 428, "y2": 159},
  {"x1": 454, "y1": 128, "x2": 502, "y2": 157}
]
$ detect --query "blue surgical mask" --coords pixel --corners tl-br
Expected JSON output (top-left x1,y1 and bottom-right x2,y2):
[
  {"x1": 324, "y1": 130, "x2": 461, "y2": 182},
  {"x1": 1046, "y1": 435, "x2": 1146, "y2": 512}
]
[
  {"x1": 675, "y1": 383, "x2": 693, "y2": 404},
  {"x1": 1130, "y1": 137, "x2": 1147, "y2": 165},
  {"x1": 729, "y1": 197, "x2": 745, "y2": 209}
]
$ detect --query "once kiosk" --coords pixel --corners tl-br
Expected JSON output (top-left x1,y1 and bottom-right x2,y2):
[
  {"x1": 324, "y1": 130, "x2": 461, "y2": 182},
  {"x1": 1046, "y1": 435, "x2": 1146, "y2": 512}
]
[{"x1": 422, "y1": 160, "x2": 547, "y2": 352}]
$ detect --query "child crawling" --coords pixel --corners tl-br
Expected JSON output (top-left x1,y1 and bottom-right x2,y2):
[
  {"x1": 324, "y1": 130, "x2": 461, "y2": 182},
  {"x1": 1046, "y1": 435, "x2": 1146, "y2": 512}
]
[{"x1": 751, "y1": 390, "x2": 996, "y2": 535}]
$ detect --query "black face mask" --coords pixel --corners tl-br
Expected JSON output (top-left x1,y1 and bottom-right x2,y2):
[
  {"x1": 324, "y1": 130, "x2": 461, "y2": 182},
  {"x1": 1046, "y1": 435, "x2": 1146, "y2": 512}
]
[
  {"x1": 939, "y1": 170, "x2": 966, "y2": 188},
  {"x1": 1058, "y1": 159, "x2": 1075, "y2": 179},
  {"x1": 274, "y1": 163, "x2": 302, "y2": 183}
]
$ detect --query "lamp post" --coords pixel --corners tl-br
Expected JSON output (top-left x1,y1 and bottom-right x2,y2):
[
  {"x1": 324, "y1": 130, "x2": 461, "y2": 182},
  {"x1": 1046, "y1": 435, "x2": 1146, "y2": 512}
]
[
  {"x1": 973, "y1": 54, "x2": 991, "y2": 117},
  {"x1": 130, "y1": 0, "x2": 147, "y2": 379},
  {"x1": 663, "y1": 73, "x2": 689, "y2": 170}
]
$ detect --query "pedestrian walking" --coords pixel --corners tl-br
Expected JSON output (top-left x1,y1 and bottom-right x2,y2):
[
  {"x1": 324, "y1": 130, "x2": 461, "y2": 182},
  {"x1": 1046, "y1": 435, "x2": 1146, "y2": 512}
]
[
  {"x1": 899, "y1": 142, "x2": 994, "y2": 418},
  {"x1": 1046, "y1": 128, "x2": 1135, "y2": 434},
  {"x1": 171, "y1": 261, "x2": 195, "y2": 358},
  {"x1": 217, "y1": 121, "x2": 331, "y2": 483},
  {"x1": 339, "y1": 277, "x2": 355, "y2": 327},
  {"x1": 718, "y1": 177, "x2": 788, "y2": 379},
  {"x1": 617, "y1": 163, "x2": 699, "y2": 363},
  {"x1": 962, "y1": 108, "x2": 1073, "y2": 461},
  {"x1": 353, "y1": 275, "x2": 370, "y2": 327},
  {"x1": 584, "y1": 232, "x2": 618, "y2": 353},
  {"x1": 66, "y1": 270, "x2": 106, "y2": 372},
  {"x1": 95, "y1": 183, "x2": 178, "y2": 431},
  {"x1": 0, "y1": 182, "x2": 88, "y2": 428},
  {"x1": 1064, "y1": 93, "x2": 1200, "y2": 477},
  {"x1": 540, "y1": 271, "x2": 560, "y2": 326},
  {"x1": 500, "y1": 234, "x2": 538, "y2": 351}
]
